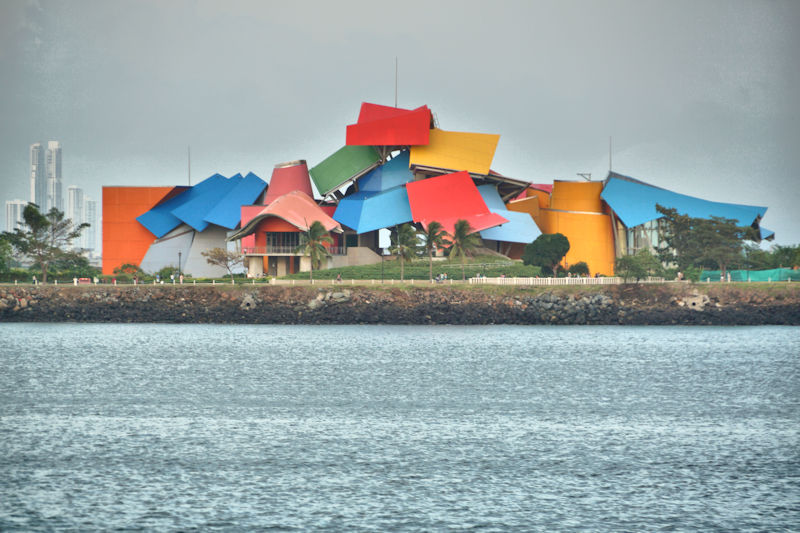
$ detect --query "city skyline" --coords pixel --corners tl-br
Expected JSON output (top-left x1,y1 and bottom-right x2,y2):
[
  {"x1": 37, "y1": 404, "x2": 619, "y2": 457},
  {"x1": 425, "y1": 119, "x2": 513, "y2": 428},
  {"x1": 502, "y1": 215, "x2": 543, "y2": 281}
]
[
  {"x1": 5, "y1": 140, "x2": 98, "y2": 253},
  {"x1": 1, "y1": 1, "x2": 798, "y2": 246}
]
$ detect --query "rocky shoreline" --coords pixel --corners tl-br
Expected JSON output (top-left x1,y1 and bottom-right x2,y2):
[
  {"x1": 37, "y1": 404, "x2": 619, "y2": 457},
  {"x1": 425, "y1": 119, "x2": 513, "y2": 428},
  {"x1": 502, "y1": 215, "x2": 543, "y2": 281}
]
[{"x1": 2, "y1": 284, "x2": 799, "y2": 325}]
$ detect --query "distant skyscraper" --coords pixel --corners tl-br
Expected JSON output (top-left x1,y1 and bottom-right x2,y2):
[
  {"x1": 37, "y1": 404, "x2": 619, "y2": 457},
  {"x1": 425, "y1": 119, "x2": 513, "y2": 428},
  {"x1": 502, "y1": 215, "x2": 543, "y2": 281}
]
[
  {"x1": 84, "y1": 197, "x2": 97, "y2": 252},
  {"x1": 5, "y1": 199, "x2": 27, "y2": 232},
  {"x1": 29, "y1": 143, "x2": 46, "y2": 208},
  {"x1": 46, "y1": 141, "x2": 62, "y2": 211},
  {"x1": 67, "y1": 186, "x2": 84, "y2": 249}
]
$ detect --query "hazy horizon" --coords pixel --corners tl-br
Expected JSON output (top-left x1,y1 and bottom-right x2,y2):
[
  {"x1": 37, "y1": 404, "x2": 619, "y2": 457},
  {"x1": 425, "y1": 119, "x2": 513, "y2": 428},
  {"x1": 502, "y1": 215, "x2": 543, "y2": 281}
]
[{"x1": 1, "y1": 0, "x2": 798, "y2": 245}]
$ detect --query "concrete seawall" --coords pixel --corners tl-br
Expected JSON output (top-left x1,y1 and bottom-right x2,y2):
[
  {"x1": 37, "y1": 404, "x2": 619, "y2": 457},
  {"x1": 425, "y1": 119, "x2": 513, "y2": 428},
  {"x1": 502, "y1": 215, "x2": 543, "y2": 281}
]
[{"x1": 1, "y1": 284, "x2": 799, "y2": 325}]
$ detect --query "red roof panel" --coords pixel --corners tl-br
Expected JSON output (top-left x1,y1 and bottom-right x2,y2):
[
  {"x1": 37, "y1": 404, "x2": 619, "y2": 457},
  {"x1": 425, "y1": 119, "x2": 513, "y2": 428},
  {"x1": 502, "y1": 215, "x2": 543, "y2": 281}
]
[
  {"x1": 346, "y1": 103, "x2": 431, "y2": 146},
  {"x1": 406, "y1": 171, "x2": 507, "y2": 235},
  {"x1": 264, "y1": 161, "x2": 313, "y2": 205}
]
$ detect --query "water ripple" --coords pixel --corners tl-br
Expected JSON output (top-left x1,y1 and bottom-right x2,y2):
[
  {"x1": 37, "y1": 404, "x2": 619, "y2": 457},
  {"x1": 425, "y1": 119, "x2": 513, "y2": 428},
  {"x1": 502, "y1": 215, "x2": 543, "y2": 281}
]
[{"x1": 1, "y1": 324, "x2": 798, "y2": 531}]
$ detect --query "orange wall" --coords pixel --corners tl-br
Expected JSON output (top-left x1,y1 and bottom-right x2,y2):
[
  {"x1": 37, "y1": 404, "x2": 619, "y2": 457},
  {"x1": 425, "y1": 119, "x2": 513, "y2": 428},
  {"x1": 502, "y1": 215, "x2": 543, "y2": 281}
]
[
  {"x1": 102, "y1": 187, "x2": 173, "y2": 275},
  {"x1": 526, "y1": 189, "x2": 550, "y2": 209},
  {"x1": 550, "y1": 181, "x2": 604, "y2": 213},
  {"x1": 538, "y1": 209, "x2": 616, "y2": 276}
]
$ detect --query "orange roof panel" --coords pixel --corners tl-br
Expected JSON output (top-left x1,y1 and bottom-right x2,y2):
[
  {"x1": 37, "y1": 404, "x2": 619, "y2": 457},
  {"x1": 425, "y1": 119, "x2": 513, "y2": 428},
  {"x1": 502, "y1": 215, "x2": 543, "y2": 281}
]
[{"x1": 409, "y1": 129, "x2": 500, "y2": 175}]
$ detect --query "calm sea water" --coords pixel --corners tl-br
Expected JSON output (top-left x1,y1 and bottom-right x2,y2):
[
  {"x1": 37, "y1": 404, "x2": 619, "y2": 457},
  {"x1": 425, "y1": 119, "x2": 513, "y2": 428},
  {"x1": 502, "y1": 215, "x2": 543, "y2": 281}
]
[{"x1": 1, "y1": 324, "x2": 798, "y2": 531}]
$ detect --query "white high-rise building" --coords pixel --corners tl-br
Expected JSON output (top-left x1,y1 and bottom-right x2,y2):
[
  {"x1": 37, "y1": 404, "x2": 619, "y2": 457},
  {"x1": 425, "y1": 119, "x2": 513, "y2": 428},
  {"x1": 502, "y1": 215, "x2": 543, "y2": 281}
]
[
  {"x1": 67, "y1": 186, "x2": 84, "y2": 250},
  {"x1": 30, "y1": 143, "x2": 46, "y2": 208},
  {"x1": 46, "y1": 141, "x2": 62, "y2": 212},
  {"x1": 5, "y1": 199, "x2": 27, "y2": 232},
  {"x1": 84, "y1": 197, "x2": 97, "y2": 252}
]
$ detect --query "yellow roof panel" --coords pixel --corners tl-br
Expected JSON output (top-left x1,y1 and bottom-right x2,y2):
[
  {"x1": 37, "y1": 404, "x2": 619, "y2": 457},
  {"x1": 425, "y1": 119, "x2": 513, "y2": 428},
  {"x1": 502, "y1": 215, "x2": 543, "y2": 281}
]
[{"x1": 410, "y1": 129, "x2": 500, "y2": 175}]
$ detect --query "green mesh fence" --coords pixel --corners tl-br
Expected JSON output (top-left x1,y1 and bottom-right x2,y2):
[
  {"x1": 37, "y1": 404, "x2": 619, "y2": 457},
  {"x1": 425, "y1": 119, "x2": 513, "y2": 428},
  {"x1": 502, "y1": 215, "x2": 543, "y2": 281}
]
[{"x1": 699, "y1": 268, "x2": 800, "y2": 282}]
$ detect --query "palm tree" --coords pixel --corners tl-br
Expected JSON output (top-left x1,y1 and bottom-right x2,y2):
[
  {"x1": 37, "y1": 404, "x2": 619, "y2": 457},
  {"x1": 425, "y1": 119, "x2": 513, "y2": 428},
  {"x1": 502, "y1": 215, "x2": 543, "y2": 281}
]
[
  {"x1": 449, "y1": 219, "x2": 482, "y2": 280},
  {"x1": 389, "y1": 223, "x2": 419, "y2": 281},
  {"x1": 294, "y1": 220, "x2": 333, "y2": 281},
  {"x1": 421, "y1": 221, "x2": 450, "y2": 282}
]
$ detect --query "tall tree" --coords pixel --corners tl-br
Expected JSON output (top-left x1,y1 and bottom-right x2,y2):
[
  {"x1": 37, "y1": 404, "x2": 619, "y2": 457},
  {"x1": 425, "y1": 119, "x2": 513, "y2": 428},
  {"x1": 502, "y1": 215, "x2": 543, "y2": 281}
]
[
  {"x1": 293, "y1": 221, "x2": 333, "y2": 281},
  {"x1": 449, "y1": 219, "x2": 482, "y2": 281},
  {"x1": 2, "y1": 203, "x2": 88, "y2": 283},
  {"x1": 201, "y1": 247, "x2": 244, "y2": 281},
  {"x1": 420, "y1": 221, "x2": 450, "y2": 282},
  {"x1": 0, "y1": 236, "x2": 12, "y2": 274},
  {"x1": 771, "y1": 244, "x2": 800, "y2": 269},
  {"x1": 389, "y1": 223, "x2": 419, "y2": 281},
  {"x1": 655, "y1": 205, "x2": 700, "y2": 271},
  {"x1": 656, "y1": 205, "x2": 756, "y2": 277},
  {"x1": 522, "y1": 233, "x2": 570, "y2": 277},
  {"x1": 693, "y1": 216, "x2": 756, "y2": 278}
]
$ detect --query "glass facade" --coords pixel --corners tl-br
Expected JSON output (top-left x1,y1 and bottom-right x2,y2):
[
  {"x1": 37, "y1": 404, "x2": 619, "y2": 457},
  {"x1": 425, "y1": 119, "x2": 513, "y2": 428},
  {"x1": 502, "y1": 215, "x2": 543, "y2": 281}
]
[
  {"x1": 626, "y1": 219, "x2": 665, "y2": 255},
  {"x1": 265, "y1": 232, "x2": 299, "y2": 253}
]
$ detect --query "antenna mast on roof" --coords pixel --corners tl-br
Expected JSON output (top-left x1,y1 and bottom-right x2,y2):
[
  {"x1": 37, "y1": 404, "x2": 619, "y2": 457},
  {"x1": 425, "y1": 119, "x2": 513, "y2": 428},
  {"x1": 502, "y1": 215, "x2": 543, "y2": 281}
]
[
  {"x1": 395, "y1": 57, "x2": 398, "y2": 108},
  {"x1": 188, "y1": 145, "x2": 191, "y2": 185},
  {"x1": 609, "y1": 136, "x2": 612, "y2": 172}
]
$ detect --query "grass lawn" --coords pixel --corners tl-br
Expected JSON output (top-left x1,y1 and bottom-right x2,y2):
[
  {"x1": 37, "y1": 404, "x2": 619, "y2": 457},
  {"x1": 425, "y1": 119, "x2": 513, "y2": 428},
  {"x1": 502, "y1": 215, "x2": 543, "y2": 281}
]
[{"x1": 280, "y1": 254, "x2": 542, "y2": 280}]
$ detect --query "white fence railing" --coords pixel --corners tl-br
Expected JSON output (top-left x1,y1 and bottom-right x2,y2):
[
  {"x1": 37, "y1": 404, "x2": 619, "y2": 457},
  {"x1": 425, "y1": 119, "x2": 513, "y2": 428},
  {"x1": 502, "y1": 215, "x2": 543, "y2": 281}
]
[
  {"x1": 8, "y1": 276, "x2": 669, "y2": 288},
  {"x1": 470, "y1": 276, "x2": 618, "y2": 286},
  {"x1": 469, "y1": 276, "x2": 665, "y2": 286}
]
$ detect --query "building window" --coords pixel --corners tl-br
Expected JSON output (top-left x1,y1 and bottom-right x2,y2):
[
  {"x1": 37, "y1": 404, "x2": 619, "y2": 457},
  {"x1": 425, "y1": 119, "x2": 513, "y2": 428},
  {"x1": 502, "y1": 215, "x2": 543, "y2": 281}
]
[{"x1": 265, "y1": 232, "x2": 299, "y2": 252}]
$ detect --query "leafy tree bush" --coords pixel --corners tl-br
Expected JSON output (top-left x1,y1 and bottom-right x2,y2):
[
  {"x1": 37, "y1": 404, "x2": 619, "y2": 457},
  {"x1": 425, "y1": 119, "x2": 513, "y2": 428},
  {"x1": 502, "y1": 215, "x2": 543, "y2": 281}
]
[
  {"x1": 201, "y1": 247, "x2": 244, "y2": 282},
  {"x1": 0, "y1": 236, "x2": 12, "y2": 274},
  {"x1": 156, "y1": 265, "x2": 179, "y2": 281},
  {"x1": 568, "y1": 261, "x2": 590, "y2": 276},
  {"x1": 615, "y1": 249, "x2": 663, "y2": 283},
  {"x1": 2, "y1": 203, "x2": 89, "y2": 283},
  {"x1": 522, "y1": 233, "x2": 570, "y2": 277},
  {"x1": 656, "y1": 204, "x2": 757, "y2": 277},
  {"x1": 114, "y1": 263, "x2": 144, "y2": 276}
]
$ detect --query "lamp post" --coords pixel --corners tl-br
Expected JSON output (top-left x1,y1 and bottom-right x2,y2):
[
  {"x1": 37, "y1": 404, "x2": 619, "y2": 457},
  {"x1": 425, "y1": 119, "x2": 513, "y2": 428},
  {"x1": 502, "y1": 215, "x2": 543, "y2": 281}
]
[{"x1": 178, "y1": 251, "x2": 182, "y2": 277}]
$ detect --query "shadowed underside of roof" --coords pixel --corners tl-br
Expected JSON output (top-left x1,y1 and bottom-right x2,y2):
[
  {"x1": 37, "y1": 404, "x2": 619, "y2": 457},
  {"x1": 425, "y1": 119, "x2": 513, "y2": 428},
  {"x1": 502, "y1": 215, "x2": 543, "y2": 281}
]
[{"x1": 602, "y1": 172, "x2": 768, "y2": 229}]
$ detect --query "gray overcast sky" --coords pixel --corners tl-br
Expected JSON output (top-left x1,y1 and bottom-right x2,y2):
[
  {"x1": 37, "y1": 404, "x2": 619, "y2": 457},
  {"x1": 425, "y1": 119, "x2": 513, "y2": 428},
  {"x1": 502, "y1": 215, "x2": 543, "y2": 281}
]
[{"x1": 1, "y1": 0, "x2": 798, "y2": 245}]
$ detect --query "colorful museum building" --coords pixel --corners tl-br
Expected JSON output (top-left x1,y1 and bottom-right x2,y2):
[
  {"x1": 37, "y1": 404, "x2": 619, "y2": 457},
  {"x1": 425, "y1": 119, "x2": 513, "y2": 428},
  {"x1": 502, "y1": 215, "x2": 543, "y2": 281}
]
[{"x1": 103, "y1": 102, "x2": 772, "y2": 277}]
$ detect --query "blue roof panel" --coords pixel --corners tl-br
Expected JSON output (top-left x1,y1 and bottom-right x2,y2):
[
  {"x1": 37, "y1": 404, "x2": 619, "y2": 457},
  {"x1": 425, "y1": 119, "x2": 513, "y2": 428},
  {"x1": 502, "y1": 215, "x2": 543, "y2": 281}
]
[
  {"x1": 332, "y1": 197, "x2": 363, "y2": 233},
  {"x1": 334, "y1": 186, "x2": 412, "y2": 234},
  {"x1": 477, "y1": 184, "x2": 541, "y2": 243},
  {"x1": 358, "y1": 151, "x2": 413, "y2": 192},
  {"x1": 479, "y1": 209, "x2": 541, "y2": 243},
  {"x1": 203, "y1": 172, "x2": 267, "y2": 229},
  {"x1": 171, "y1": 174, "x2": 238, "y2": 232},
  {"x1": 476, "y1": 184, "x2": 507, "y2": 211},
  {"x1": 601, "y1": 172, "x2": 768, "y2": 229},
  {"x1": 136, "y1": 185, "x2": 201, "y2": 238}
]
